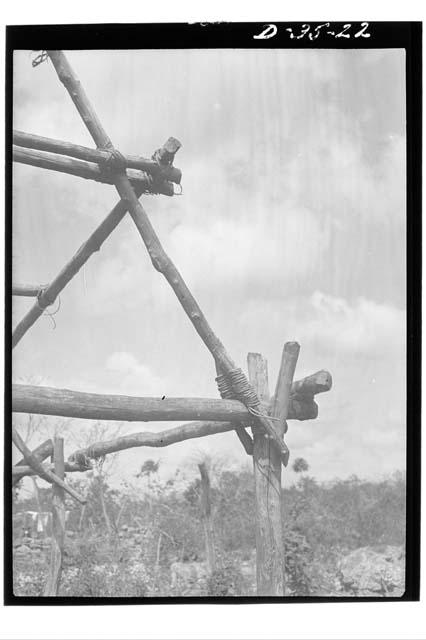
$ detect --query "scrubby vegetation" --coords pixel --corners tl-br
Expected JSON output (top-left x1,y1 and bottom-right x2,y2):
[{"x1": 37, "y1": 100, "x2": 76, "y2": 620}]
[{"x1": 12, "y1": 460, "x2": 406, "y2": 597}]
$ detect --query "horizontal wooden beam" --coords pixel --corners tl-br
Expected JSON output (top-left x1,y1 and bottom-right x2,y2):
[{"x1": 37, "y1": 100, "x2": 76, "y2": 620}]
[
  {"x1": 13, "y1": 145, "x2": 175, "y2": 197},
  {"x1": 11, "y1": 370, "x2": 332, "y2": 482},
  {"x1": 13, "y1": 419, "x2": 270, "y2": 480},
  {"x1": 13, "y1": 459, "x2": 85, "y2": 481},
  {"x1": 12, "y1": 284, "x2": 46, "y2": 297},
  {"x1": 13, "y1": 130, "x2": 182, "y2": 185},
  {"x1": 290, "y1": 369, "x2": 332, "y2": 398},
  {"x1": 12, "y1": 382, "x2": 322, "y2": 423}
]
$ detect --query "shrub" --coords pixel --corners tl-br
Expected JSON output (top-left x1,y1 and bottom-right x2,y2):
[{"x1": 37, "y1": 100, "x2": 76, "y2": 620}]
[
  {"x1": 284, "y1": 527, "x2": 313, "y2": 595},
  {"x1": 207, "y1": 563, "x2": 244, "y2": 596}
]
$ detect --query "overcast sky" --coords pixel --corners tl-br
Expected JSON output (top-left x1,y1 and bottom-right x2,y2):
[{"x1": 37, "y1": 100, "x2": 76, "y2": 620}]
[{"x1": 12, "y1": 48, "x2": 406, "y2": 485}]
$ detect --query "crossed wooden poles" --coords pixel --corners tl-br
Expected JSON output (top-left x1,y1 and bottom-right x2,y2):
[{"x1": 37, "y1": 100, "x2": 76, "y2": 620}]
[{"x1": 12, "y1": 51, "x2": 332, "y2": 596}]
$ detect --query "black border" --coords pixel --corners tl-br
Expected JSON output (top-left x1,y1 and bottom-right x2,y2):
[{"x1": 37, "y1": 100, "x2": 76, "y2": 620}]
[{"x1": 4, "y1": 21, "x2": 422, "y2": 605}]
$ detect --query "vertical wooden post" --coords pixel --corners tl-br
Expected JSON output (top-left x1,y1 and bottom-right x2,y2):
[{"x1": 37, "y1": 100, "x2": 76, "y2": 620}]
[
  {"x1": 43, "y1": 437, "x2": 65, "y2": 596},
  {"x1": 248, "y1": 342, "x2": 300, "y2": 596},
  {"x1": 97, "y1": 473, "x2": 112, "y2": 535},
  {"x1": 272, "y1": 342, "x2": 300, "y2": 438},
  {"x1": 30, "y1": 477, "x2": 43, "y2": 538},
  {"x1": 198, "y1": 462, "x2": 216, "y2": 573},
  {"x1": 78, "y1": 504, "x2": 86, "y2": 531},
  {"x1": 248, "y1": 353, "x2": 283, "y2": 595},
  {"x1": 154, "y1": 531, "x2": 163, "y2": 588}
]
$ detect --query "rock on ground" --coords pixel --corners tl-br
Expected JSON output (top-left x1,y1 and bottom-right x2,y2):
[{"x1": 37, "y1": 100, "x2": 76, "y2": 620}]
[{"x1": 338, "y1": 545, "x2": 405, "y2": 596}]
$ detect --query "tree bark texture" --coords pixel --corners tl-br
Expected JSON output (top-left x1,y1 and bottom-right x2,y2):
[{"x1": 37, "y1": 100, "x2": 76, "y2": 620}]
[
  {"x1": 12, "y1": 379, "x2": 323, "y2": 423},
  {"x1": 46, "y1": 49, "x2": 289, "y2": 465},
  {"x1": 13, "y1": 145, "x2": 175, "y2": 196},
  {"x1": 248, "y1": 352, "x2": 284, "y2": 596},
  {"x1": 198, "y1": 462, "x2": 216, "y2": 573},
  {"x1": 43, "y1": 437, "x2": 65, "y2": 596},
  {"x1": 13, "y1": 129, "x2": 182, "y2": 184}
]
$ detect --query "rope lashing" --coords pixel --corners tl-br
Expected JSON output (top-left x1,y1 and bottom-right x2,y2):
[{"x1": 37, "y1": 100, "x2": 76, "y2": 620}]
[
  {"x1": 32, "y1": 51, "x2": 48, "y2": 68},
  {"x1": 215, "y1": 372, "x2": 233, "y2": 400},
  {"x1": 35, "y1": 290, "x2": 62, "y2": 329},
  {"x1": 97, "y1": 147, "x2": 167, "y2": 195},
  {"x1": 35, "y1": 287, "x2": 56, "y2": 311},
  {"x1": 248, "y1": 406, "x2": 283, "y2": 423},
  {"x1": 216, "y1": 368, "x2": 259, "y2": 408},
  {"x1": 216, "y1": 368, "x2": 283, "y2": 427},
  {"x1": 98, "y1": 147, "x2": 128, "y2": 175}
]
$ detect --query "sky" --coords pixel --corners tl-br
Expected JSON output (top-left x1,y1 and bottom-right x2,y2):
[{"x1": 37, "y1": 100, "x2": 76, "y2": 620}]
[{"x1": 12, "y1": 48, "x2": 406, "y2": 486}]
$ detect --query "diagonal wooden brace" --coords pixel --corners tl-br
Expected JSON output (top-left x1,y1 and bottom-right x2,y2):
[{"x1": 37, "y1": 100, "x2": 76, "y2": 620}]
[
  {"x1": 13, "y1": 438, "x2": 53, "y2": 487},
  {"x1": 12, "y1": 129, "x2": 181, "y2": 349},
  {"x1": 271, "y1": 342, "x2": 300, "y2": 465},
  {"x1": 46, "y1": 50, "x2": 290, "y2": 466},
  {"x1": 273, "y1": 342, "x2": 301, "y2": 436},
  {"x1": 12, "y1": 427, "x2": 86, "y2": 504}
]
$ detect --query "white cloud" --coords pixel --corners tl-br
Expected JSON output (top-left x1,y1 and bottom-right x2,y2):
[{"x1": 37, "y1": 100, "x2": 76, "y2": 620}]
[
  {"x1": 105, "y1": 351, "x2": 166, "y2": 396},
  {"x1": 11, "y1": 50, "x2": 407, "y2": 484},
  {"x1": 302, "y1": 291, "x2": 405, "y2": 356},
  {"x1": 168, "y1": 203, "x2": 329, "y2": 296},
  {"x1": 288, "y1": 420, "x2": 406, "y2": 482},
  {"x1": 286, "y1": 122, "x2": 405, "y2": 226}
]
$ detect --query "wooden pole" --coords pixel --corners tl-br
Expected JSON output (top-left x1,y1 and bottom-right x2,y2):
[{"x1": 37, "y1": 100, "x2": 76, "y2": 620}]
[
  {"x1": 97, "y1": 473, "x2": 112, "y2": 535},
  {"x1": 13, "y1": 145, "x2": 175, "y2": 196},
  {"x1": 13, "y1": 459, "x2": 88, "y2": 482},
  {"x1": 12, "y1": 284, "x2": 46, "y2": 297},
  {"x1": 12, "y1": 184, "x2": 144, "y2": 349},
  {"x1": 46, "y1": 50, "x2": 289, "y2": 466},
  {"x1": 198, "y1": 462, "x2": 216, "y2": 573},
  {"x1": 248, "y1": 352, "x2": 284, "y2": 595},
  {"x1": 43, "y1": 437, "x2": 65, "y2": 596},
  {"x1": 247, "y1": 343, "x2": 300, "y2": 596},
  {"x1": 30, "y1": 477, "x2": 43, "y2": 538},
  {"x1": 46, "y1": 50, "x2": 235, "y2": 372},
  {"x1": 13, "y1": 438, "x2": 53, "y2": 487},
  {"x1": 13, "y1": 130, "x2": 182, "y2": 184},
  {"x1": 272, "y1": 342, "x2": 301, "y2": 437},
  {"x1": 12, "y1": 427, "x2": 86, "y2": 504},
  {"x1": 154, "y1": 531, "x2": 163, "y2": 587},
  {"x1": 290, "y1": 369, "x2": 332, "y2": 398},
  {"x1": 12, "y1": 383, "x2": 319, "y2": 422},
  {"x1": 10, "y1": 369, "x2": 324, "y2": 481},
  {"x1": 14, "y1": 438, "x2": 53, "y2": 466},
  {"x1": 12, "y1": 133, "x2": 181, "y2": 349}
]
